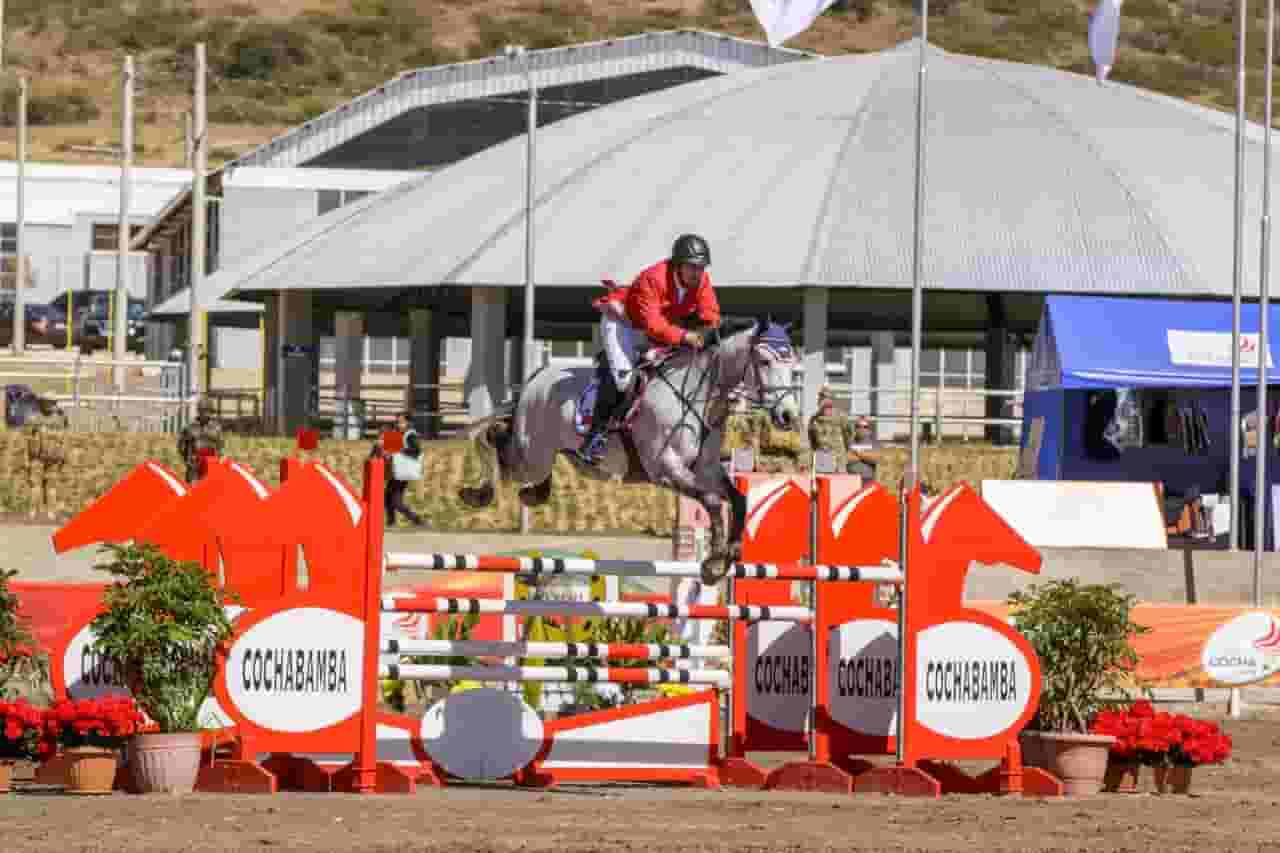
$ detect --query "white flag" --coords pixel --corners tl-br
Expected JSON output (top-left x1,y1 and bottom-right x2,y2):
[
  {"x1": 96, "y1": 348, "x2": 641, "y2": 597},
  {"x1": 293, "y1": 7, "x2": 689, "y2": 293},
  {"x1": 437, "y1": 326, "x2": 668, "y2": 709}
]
[
  {"x1": 749, "y1": 0, "x2": 840, "y2": 47},
  {"x1": 1088, "y1": 0, "x2": 1123, "y2": 84}
]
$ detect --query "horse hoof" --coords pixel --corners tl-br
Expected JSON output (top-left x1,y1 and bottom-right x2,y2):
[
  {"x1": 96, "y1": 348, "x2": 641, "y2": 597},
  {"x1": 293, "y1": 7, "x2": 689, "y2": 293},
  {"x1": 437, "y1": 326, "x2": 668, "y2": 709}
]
[
  {"x1": 458, "y1": 483, "x2": 496, "y2": 508},
  {"x1": 700, "y1": 555, "x2": 730, "y2": 586}
]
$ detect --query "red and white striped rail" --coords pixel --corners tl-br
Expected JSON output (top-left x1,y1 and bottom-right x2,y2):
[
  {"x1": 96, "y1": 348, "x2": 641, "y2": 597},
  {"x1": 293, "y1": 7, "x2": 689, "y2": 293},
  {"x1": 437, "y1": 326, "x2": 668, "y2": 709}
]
[
  {"x1": 385, "y1": 553, "x2": 903, "y2": 584},
  {"x1": 380, "y1": 663, "x2": 732, "y2": 687},
  {"x1": 382, "y1": 639, "x2": 732, "y2": 660},
  {"x1": 381, "y1": 596, "x2": 814, "y2": 623}
]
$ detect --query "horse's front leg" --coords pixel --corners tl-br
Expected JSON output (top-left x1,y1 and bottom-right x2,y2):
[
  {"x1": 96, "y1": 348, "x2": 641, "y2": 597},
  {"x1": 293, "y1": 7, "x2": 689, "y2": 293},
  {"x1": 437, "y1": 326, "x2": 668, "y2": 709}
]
[
  {"x1": 654, "y1": 450, "x2": 731, "y2": 585},
  {"x1": 717, "y1": 467, "x2": 746, "y2": 565}
]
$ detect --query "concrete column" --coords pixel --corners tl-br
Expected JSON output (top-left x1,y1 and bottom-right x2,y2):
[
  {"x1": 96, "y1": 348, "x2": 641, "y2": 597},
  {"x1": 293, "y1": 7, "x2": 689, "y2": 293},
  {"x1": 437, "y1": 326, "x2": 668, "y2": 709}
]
[
  {"x1": 409, "y1": 309, "x2": 442, "y2": 437},
  {"x1": 984, "y1": 294, "x2": 1016, "y2": 445},
  {"x1": 870, "y1": 331, "x2": 896, "y2": 442},
  {"x1": 262, "y1": 293, "x2": 280, "y2": 432},
  {"x1": 801, "y1": 288, "x2": 829, "y2": 425},
  {"x1": 277, "y1": 290, "x2": 315, "y2": 436},
  {"x1": 465, "y1": 287, "x2": 508, "y2": 419},
  {"x1": 334, "y1": 311, "x2": 364, "y2": 440}
]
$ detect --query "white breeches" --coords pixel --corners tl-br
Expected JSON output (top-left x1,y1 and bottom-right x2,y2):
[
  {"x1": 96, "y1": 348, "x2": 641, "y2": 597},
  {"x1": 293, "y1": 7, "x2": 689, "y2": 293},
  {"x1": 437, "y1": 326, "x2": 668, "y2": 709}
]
[{"x1": 600, "y1": 313, "x2": 649, "y2": 392}]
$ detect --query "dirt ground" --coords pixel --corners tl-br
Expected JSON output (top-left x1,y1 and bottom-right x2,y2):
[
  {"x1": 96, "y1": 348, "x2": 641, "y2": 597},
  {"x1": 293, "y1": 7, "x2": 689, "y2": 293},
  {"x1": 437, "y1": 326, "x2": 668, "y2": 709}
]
[{"x1": 2, "y1": 703, "x2": 1279, "y2": 852}]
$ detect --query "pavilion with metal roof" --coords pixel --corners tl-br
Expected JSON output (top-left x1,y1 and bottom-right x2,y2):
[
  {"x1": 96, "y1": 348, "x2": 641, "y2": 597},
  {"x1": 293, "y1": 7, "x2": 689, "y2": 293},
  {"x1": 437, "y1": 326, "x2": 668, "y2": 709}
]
[{"x1": 153, "y1": 34, "x2": 1280, "y2": 439}]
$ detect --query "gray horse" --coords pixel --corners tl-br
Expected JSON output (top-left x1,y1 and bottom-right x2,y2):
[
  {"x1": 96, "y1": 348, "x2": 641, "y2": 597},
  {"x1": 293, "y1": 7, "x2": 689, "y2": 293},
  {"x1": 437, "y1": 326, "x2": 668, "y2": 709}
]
[{"x1": 458, "y1": 317, "x2": 802, "y2": 584}]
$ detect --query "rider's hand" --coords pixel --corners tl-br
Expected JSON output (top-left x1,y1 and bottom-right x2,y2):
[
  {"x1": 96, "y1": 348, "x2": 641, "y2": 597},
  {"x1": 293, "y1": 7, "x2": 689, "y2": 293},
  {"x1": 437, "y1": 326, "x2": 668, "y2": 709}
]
[{"x1": 685, "y1": 331, "x2": 705, "y2": 350}]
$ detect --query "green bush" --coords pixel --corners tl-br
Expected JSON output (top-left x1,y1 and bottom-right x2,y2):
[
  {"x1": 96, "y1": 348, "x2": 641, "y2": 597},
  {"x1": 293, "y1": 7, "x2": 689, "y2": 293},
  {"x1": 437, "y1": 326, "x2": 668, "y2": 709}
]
[
  {"x1": 89, "y1": 542, "x2": 238, "y2": 733},
  {"x1": 0, "y1": 88, "x2": 99, "y2": 126},
  {"x1": 219, "y1": 20, "x2": 320, "y2": 81}
]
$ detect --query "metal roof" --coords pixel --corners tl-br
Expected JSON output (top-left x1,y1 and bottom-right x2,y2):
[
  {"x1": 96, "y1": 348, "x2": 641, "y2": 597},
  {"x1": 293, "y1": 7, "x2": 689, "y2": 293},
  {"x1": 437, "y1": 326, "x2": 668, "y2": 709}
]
[{"x1": 178, "y1": 38, "x2": 1280, "y2": 311}]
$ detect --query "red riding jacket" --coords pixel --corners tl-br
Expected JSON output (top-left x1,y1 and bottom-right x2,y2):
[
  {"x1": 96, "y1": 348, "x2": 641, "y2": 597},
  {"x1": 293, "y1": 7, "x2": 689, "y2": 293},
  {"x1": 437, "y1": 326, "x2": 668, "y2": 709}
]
[{"x1": 593, "y1": 260, "x2": 720, "y2": 347}]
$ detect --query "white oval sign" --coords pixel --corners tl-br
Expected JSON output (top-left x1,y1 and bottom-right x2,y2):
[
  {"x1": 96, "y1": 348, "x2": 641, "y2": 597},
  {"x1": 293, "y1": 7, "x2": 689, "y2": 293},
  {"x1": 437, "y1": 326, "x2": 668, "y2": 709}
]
[
  {"x1": 744, "y1": 622, "x2": 811, "y2": 733},
  {"x1": 915, "y1": 621, "x2": 1032, "y2": 741},
  {"x1": 61, "y1": 606, "x2": 250, "y2": 701},
  {"x1": 420, "y1": 688, "x2": 544, "y2": 780},
  {"x1": 224, "y1": 607, "x2": 364, "y2": 734},
  {"x1": 62, "y1": 623, "x2": 131, "y2": 700},
  {"x1": 1202, "y1": 611, "x2": 1280, "y2": 686},
  {"x1": 828, "y1": 619, "x2": 899, "y2": 737}
]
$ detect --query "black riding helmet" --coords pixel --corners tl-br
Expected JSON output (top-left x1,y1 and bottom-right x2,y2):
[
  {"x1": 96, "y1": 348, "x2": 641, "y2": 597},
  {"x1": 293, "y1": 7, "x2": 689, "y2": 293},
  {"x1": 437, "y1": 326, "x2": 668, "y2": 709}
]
[{"x1": 671, "y1": 233, "x2": 711, "y2": 268}]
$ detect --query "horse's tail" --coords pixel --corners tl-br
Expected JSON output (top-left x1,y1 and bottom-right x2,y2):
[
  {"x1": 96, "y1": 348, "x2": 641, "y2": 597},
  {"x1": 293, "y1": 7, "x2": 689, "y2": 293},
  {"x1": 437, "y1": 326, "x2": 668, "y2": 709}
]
[{"x1": 457, "y1": 402, "x2": 517, "y2": 509}]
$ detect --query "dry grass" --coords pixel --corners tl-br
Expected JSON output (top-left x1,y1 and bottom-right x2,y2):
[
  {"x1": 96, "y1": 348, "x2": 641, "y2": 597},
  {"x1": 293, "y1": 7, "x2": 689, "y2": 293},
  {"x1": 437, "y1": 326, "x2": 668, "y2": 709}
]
[{"x1": 0, "y1": 428, "x2": 1017, "y2": 532}]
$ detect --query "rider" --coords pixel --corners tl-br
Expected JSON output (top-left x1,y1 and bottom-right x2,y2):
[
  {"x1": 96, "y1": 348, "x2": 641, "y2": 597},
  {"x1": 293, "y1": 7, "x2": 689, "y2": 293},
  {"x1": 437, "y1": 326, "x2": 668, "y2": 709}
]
[{"x1": 570, "y1": 233, "x2": 722, "y2": 469}]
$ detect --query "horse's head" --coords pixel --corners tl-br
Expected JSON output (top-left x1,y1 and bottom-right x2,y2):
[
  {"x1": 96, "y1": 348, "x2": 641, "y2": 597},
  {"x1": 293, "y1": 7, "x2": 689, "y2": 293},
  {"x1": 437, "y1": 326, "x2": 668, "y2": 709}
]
[{"x1": 723, "y1": 315, "x2": 800, "y2": 431}]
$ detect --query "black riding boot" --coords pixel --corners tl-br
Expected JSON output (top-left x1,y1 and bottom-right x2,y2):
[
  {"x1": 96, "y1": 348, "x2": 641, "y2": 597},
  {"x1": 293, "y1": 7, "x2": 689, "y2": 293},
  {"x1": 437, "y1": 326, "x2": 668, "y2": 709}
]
[{"x1": 572, "y1": 365, "x2": 622, "y2": 466}]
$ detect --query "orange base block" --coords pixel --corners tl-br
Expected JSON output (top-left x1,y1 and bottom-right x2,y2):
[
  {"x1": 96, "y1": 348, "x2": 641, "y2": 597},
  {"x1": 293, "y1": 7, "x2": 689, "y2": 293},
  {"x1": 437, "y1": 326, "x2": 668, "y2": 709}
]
[
  {"x1": 719, "y1": 756, "x2": 768, "y2": 788},
  {"x1": 765, "y1": 760, "x2": 854, "y2": 794},
  {"x1": 331, "y1": 761, "x2": 418, "y2": 794},
  {"x1": 196, "y1": 759, "x2": 279, "y2": 794},
  {"x1": 853, "y1": 764, "x2": 942, "y2": 798}
]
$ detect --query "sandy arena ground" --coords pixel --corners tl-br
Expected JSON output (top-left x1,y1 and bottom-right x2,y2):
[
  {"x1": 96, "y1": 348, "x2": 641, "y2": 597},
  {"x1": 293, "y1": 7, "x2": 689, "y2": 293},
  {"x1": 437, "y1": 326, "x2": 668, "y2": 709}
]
[{"x1": 2, "y1": 705, "x2": 1278, "y2": 853}]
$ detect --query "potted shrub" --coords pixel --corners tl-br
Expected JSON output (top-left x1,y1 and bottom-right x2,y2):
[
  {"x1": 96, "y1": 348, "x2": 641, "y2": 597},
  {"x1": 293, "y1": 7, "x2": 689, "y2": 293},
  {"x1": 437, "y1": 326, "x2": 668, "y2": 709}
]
[
  {"x1": 88, "y1": 542, "x2": 237, "y2": 794},
  {"x1": 44, "y1": 696, "x2": 146, "y2": 794},
  {"x1": 1008, "y1": 578, "x2": 1148, "y2": 796},
  {"x1": 0, "y1": 699, "x2": 49, "y2": 792},
  {"x1": 1163, "y1": 712, "x2": 1232, "y2": 794},
  {"x1": 0, "y1": 568, "x2": 49, "y2": 700},
  {"x1": 1090, "y1": 699, "x2": 1173, "y2": 792}
]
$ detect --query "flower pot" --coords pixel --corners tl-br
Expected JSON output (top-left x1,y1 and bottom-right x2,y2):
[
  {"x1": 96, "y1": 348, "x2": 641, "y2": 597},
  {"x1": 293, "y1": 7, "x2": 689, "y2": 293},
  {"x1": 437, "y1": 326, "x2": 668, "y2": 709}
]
[
  {"x1": 64, "y1": 747, "x2": 119, "y2": 795},
  {"x1": 128, "y1": 732, "x2": 202, "y2": 795},
  {"x1": 1152, "y1": 765, "x2": 1172, "y2": 794},
  {"x1": 0, "y1": 760, "x2": 13, "y2": 794},
  {"x1": 1169, "y1": 765, "x2": 1193, "y2": 794},
  {"x1": 1103, "y1": 758, "x2": 1141, "y2": 793},
  {"x1": 1041, "y1": 732, "x2": 1116, "y2": 796}
]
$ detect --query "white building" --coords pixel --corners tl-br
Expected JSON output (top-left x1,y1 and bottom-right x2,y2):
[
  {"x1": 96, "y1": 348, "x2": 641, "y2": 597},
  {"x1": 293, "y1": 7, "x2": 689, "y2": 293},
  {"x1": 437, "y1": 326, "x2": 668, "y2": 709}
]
[{"x1": 0, "y1": 162, "x2": 193, "y2": 306}]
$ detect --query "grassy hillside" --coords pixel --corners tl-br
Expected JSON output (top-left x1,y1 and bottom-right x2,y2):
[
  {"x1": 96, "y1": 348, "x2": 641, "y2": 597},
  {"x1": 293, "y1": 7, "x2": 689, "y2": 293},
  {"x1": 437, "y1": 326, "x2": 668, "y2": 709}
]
[{"x1": 0, "y1": 0, "x2": 1271, "y2": 168}]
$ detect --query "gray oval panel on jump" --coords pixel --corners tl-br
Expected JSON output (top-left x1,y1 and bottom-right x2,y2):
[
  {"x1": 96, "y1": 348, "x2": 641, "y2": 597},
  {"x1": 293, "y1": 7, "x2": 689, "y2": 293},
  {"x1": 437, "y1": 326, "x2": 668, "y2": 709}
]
[{"x1": 419, "y1": 688, "x2": 545, "y2": 781}]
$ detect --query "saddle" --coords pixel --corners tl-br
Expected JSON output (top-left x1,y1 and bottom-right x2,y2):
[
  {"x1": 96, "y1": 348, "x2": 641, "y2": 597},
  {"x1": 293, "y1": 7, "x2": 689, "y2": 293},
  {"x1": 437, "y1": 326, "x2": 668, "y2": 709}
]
[{"x1": 574, "y1": 347, "x2": 680, "y2": 437}]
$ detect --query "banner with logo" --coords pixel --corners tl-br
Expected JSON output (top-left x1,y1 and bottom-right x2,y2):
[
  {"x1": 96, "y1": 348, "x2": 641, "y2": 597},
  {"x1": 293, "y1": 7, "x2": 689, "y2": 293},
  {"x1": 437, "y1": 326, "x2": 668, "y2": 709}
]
[{"x1": 971, "y1": 602, "x2": 1280, "y2": 688}]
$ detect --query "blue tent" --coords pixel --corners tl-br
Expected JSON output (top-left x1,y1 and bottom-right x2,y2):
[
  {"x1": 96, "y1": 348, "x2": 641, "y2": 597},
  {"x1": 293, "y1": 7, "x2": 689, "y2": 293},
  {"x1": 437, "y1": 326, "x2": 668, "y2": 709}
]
[{"x1": 1022, "y1": 295, "x2": 1280, "y2": 548}]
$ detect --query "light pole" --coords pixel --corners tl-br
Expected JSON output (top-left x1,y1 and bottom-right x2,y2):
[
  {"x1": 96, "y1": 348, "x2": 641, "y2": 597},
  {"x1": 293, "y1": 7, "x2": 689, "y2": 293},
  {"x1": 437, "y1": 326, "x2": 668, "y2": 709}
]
[
  {"x1": 113, "y1": 55, "x2": 134, "y2": 390},
  {"x1": 506, "y1": 43, "x2": 538, "y2": 534}
]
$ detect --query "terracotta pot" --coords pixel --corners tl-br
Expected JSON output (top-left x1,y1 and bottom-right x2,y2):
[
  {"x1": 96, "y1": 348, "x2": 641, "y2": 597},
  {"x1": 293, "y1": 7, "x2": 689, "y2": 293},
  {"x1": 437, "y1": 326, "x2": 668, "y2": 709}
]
[
  {"x1": 1169, "y1": 765, "x2": 1193, "y2": 795},
  {"x1": 1041, "y1": 732, "x2": 1116, "y2": 796},
  {"x1": 0, "y1": 760, "x2": 13, "y2": 794},
  {"x1": 64, "y1": 747, "x2": 119, "y2": 795},
  {"x1": 1152, "y1": 765, "x2": 1172, "y2": 794},
  {"x1": 1103, "y1": 758, "x2": 1141, "y2": 793},
  {"x1": 128, "y1": 732, "x2": 202, "y2": 795}
]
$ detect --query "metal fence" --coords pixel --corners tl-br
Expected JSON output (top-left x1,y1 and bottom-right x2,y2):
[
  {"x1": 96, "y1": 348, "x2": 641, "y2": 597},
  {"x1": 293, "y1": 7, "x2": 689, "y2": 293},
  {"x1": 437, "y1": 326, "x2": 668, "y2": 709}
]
[{"x1": 0, "y1": 353, "x2": 192, "y2": 434}]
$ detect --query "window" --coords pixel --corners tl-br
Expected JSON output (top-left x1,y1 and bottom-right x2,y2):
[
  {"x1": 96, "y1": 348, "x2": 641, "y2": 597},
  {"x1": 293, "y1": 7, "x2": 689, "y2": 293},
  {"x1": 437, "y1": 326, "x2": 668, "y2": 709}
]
[
  {"x1": 92, "y1": 223, "x2": 144, "y2": 251},
  {"x1": 0, "y1": 223, "x2": 14, "y2": 254},
  {"x1": 318, "y1": 189, "x2": 372, "y2": 216}
]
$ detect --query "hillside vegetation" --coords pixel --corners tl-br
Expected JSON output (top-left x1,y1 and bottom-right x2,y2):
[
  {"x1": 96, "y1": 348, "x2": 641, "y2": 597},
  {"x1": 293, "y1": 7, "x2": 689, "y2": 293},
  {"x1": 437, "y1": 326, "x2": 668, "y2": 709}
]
[{"x1": 0, "y1": 0, "x2": 1272, "y2": 168}]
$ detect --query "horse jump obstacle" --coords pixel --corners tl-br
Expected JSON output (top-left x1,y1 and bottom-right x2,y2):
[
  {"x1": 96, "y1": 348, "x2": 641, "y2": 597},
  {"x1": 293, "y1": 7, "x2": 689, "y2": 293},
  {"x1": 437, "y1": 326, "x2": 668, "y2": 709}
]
[{"x1": 42, "y1": 451, "x2": 1061, "y2": 797}]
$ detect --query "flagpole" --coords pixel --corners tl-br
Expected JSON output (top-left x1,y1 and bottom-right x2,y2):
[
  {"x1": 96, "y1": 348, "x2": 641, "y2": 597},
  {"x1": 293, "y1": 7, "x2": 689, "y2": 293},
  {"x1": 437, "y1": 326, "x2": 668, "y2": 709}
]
[
  {"x1": 1230, "y1": 0, "x2": 1248, "y2": 553},
  {"x1": 1255, "y1": 0, "x2": 1274, "y2": 606},
  {"x1": 897, "y1": 0, "x2": 928, "y2": 767}
]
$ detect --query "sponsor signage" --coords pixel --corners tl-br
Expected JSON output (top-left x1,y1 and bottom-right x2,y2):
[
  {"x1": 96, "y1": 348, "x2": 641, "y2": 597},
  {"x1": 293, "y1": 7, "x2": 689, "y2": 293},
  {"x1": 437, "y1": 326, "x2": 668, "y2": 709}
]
[
  {"x1": 915, "y1": 621, "x2": 1034, "y2": 741},
  {"x1": 1201, "y1": 611, "x2": 1280, "y2": 687},
  {"x1": 744, "y1": 621, "x2": 810, "y2": 734},
  {"x1": 828, "y1": 619, "x2": 899, "y2": 737},
  {"x1": 223, "y1": 607, "x2": 364, "y2": 734},
  {"x1": 1168, "y1": 329, "x2": 1273, "y2": 369}
]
